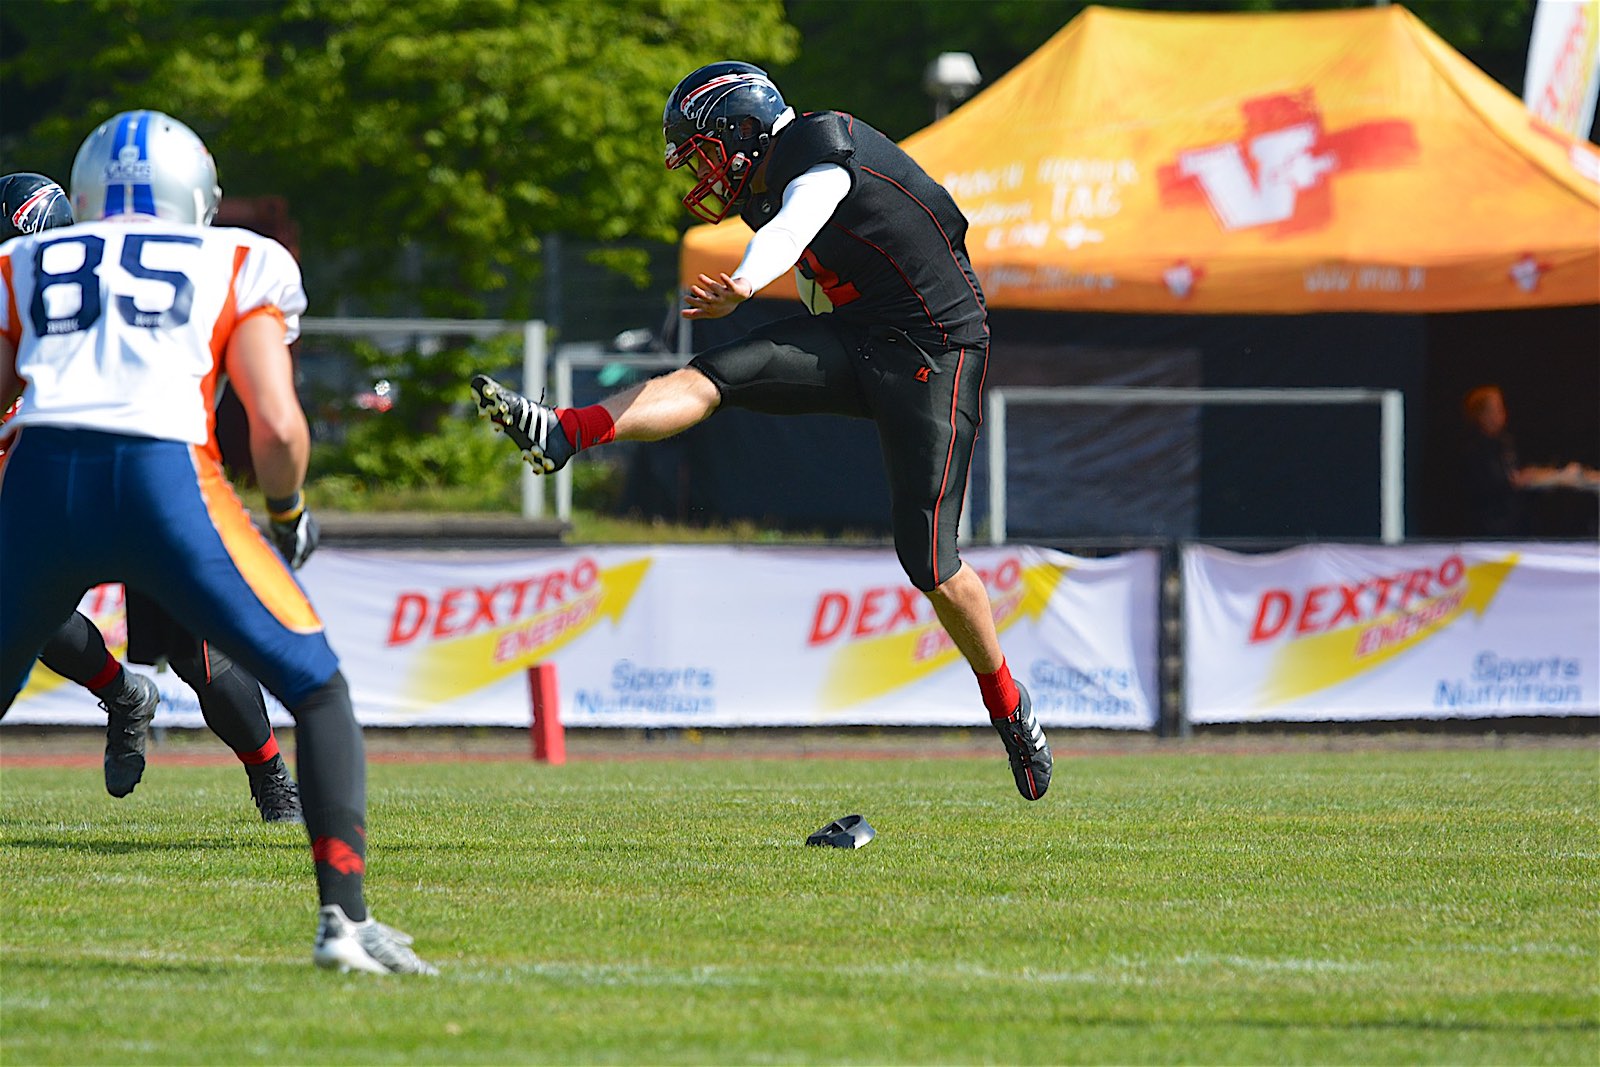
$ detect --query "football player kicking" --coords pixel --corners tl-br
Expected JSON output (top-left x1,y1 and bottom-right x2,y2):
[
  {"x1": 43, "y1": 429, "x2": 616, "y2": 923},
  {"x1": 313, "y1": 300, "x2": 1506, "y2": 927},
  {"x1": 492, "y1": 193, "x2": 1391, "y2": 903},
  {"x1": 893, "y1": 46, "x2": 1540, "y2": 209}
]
[
  {"x1": 471, "y1": 62, "x2": 1051, "y2": 800},
  {"x1": 0, "y1": 172, "x2": 301, "y2": 823},
  {"x1": 0, "y1": 116, "x2": 433, "y2": 973}
]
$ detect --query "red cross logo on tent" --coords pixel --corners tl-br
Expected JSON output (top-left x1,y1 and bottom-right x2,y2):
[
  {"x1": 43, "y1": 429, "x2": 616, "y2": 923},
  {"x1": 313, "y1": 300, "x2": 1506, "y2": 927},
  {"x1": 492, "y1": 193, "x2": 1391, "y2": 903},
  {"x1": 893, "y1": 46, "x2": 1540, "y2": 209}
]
[
  {"x1": 1509, "y1": 254, "x2": 1550, "y2": 292},
  {"x1": 1158, "y1": 90, "x2": 1419, "y2": 237},
  {"x1": 1163, "y1": 260, "x2": 1205, "y2": 299}
]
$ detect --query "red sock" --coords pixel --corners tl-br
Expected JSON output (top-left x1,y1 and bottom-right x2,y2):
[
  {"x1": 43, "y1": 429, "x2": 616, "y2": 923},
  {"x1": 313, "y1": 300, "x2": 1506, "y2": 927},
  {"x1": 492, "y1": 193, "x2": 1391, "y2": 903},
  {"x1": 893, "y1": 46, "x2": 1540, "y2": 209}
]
[
  {"x1": 977, "y1": 659, "x2": 1021, "y2": 720},
  {"x1": 86, "y1": 653, "x2": 122, "y2": 693},
  {"x1": 557, "y1": 405, "x2": 616, "y2": 451},
  {"x1": 237, "y1": 733, "x2": 281, "y2": 766}
]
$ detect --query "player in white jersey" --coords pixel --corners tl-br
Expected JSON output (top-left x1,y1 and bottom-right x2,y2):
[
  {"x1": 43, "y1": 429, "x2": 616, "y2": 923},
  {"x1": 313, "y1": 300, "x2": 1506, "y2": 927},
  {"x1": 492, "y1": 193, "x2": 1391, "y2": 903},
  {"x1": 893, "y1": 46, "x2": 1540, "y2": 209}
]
[
  {"x1": 1, "y1": 171, "x2": 303, "y2": 823},
  {"x1": 0, "y1": 112, "x2": 434, "y2": 974}
]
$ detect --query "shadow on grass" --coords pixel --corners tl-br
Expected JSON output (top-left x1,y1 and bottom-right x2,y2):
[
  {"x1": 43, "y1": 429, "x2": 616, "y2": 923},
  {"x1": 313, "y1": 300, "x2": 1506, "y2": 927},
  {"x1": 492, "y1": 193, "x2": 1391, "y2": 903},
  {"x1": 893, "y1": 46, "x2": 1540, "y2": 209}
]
[
  {"x1": 1077, "y1": 1016, "x2": 1600, "y2": 1034},
  {"x1": 0, "y1": 836, "x2": 302, "y2": 854},
  {"x1": 5, "y1": 955, "x2": 267, "y2": 977}
]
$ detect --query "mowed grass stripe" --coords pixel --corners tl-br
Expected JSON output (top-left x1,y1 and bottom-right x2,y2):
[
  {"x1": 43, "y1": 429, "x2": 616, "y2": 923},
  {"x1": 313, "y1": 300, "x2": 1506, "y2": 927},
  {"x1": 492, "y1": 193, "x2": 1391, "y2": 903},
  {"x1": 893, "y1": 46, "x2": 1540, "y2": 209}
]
[{"x1": 1, "y1": 744, "x2": 1594, "y2": 1065}]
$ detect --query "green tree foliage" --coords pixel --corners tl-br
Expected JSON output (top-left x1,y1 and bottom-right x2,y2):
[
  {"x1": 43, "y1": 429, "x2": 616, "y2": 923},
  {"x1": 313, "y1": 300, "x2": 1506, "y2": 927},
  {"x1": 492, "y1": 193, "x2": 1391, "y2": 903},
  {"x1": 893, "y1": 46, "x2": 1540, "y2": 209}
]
[
  {"x1": 1, "y1": 0, "x2": 799, "y2": 498},
  {"x1": 1, "y1": 0, "x2": 797, "y2": 316},
  {"x1": 310, "y1": 348, "x2": 527, "y2": 506}
]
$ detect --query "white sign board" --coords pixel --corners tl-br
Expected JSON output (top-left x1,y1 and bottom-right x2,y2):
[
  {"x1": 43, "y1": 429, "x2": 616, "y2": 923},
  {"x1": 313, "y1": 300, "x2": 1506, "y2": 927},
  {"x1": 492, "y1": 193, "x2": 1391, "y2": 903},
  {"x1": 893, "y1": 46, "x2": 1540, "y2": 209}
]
[
  {"x1": 8, "y1": 546, "x2": 1160, "y2": 731},
  {"x1": 1184, "y1": 542, "x2": 1600, "y2": 722}
]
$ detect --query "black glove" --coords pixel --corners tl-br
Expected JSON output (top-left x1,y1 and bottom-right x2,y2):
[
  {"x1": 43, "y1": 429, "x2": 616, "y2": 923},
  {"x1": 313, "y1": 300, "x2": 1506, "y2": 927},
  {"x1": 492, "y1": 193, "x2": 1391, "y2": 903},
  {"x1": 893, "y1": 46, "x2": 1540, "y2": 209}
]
[{"x1": 268, "y1": 505, "x2": 320, "y2": 570}]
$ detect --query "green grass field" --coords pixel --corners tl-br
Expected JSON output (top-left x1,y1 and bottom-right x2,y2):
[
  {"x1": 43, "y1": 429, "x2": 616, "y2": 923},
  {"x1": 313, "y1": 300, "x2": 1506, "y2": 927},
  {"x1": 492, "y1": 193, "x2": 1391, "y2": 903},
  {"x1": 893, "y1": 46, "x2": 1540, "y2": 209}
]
[{"x1": 2, "y1": 741, "x2": 1595, "y2": 1065}]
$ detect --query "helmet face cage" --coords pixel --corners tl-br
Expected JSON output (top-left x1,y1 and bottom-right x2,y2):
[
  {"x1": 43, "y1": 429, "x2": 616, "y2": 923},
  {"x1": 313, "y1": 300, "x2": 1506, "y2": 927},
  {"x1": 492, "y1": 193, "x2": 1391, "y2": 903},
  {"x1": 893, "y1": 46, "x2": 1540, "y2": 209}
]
[
  {"x1": 669, "y1": 135, "x2": 753, "y2": 225},
  {"x1": 664, "y1": 62, "x2": 786, "y2": 223},
  {"x1": 0, "y1": 173, "x2": 74, "y2": 240},
  {"x1": 70, "y1": 110, "x2": 221, "y2": 225}
]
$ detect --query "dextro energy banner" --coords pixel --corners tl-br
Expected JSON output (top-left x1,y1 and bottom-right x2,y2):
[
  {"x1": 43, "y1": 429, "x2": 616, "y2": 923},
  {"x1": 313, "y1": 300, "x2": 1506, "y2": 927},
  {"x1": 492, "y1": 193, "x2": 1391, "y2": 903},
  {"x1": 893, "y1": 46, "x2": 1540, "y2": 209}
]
[
  {"x1": 5, "y1": 545, "x2": 1159, "y2": 731},
  {"x1": 1184, "y1": 543, "x2": 1600, "y2": 723}
]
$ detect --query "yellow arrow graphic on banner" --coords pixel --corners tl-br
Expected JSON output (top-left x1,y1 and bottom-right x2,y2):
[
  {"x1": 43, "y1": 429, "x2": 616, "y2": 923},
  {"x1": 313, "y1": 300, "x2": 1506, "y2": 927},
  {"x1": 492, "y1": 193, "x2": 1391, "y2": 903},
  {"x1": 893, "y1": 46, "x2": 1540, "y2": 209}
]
[
  {"x1": 408, "y1": 558, "x2": 652, "y2": 704},
  {"x1": 1261, "y1": 553, "x2": 1517, "y2": 705},
  {"x1": 19, "y1": 665, "x2": 73, "y2": 698},
  {"x1": 817, "y1": 560, "x2": 1069, "y2": 710}
]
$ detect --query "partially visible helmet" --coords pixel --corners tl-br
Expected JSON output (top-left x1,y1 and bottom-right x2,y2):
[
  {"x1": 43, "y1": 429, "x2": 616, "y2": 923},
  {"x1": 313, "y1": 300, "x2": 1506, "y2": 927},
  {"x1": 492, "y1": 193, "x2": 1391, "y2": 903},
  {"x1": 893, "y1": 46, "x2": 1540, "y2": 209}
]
[
  {"x1": 0, "y1": 172, "x2": 74, "y2": 240},
  {"x1": 69, "y1": 110, "x2": 221, "y2": 225},
  {"x1": 663, "y1": 61, "x2": 792, "y2": 223}
]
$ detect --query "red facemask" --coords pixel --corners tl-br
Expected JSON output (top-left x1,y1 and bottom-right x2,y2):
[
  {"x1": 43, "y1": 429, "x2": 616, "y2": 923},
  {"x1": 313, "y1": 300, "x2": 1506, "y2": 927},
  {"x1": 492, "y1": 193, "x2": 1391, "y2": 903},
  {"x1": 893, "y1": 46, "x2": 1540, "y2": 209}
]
[{"x1": 667, "y1": 135, "x2": 751, "y2": 224}]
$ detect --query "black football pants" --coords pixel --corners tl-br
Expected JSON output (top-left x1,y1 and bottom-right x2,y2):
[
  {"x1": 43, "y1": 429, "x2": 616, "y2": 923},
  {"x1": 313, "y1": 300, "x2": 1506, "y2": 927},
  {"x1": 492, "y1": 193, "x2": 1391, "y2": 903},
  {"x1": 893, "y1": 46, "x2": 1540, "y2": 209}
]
[{"x1": 691, "y1": 314, "x2": 986, "y2": 591}]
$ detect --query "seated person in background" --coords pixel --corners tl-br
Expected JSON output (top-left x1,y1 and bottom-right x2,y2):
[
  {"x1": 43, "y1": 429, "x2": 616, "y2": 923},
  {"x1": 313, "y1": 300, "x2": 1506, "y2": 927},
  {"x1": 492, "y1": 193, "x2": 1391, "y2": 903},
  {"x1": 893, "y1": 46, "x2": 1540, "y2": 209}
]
[{"x1": 1460, "y1": 385, "x2": 1598, "y2": 537}]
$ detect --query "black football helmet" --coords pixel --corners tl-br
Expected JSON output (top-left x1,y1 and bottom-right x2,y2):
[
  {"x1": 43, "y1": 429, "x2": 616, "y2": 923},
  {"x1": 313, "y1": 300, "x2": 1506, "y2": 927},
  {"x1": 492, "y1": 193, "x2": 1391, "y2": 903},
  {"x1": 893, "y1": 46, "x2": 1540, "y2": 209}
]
[
  {"x1": 663, "y1": 61, "x2": 791, "y2": 223},
  {"x1": 0, "y1": 172, "x2": 74, "y2": 240}
]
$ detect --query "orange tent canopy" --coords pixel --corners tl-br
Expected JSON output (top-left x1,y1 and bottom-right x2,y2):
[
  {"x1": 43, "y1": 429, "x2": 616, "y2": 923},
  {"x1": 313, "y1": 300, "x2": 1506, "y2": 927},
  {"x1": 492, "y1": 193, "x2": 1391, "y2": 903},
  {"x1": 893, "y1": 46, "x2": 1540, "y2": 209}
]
[{"x1": 679, "y1": 4, "x2": 1600, "y2": 314}]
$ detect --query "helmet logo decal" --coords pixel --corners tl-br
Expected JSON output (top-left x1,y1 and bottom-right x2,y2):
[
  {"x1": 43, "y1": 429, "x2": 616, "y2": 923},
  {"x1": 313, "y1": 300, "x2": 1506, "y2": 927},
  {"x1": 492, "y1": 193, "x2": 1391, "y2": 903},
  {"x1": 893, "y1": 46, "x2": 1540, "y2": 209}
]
[
  {"x1": 106, "y1": 152, "x2": 153, "y2": 184},
  {"x1": 679, "y1": 73, "x2": 777, "y2": 129},
  {"x1": 102, "y1": 112, "x2": 156, "y2": 216},
  {"x1": 0, "y1": 174, "x2": 74, "y2": 238},
  {"x1": 11, "y1": 187, "x2": 65, "y2": 233}
]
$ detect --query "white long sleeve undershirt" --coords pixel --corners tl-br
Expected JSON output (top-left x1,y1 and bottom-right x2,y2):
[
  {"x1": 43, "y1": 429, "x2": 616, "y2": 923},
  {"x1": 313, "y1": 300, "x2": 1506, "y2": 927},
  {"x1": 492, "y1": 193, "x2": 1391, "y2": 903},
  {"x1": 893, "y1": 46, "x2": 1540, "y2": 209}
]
[{"x1": 730, "y1": 163, "x2": 851, "y2": 293}]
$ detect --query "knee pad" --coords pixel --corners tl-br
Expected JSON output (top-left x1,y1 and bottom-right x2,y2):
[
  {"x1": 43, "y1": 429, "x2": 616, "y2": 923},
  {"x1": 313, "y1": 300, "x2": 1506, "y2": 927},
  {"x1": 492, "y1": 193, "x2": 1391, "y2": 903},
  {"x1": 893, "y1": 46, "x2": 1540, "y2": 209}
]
[
  {"x1": 164, "y1": 639, "x2": 213, "y2": 689},
  {"x1": 895, "y1": 541, "x2": 941, "y2": 593}
]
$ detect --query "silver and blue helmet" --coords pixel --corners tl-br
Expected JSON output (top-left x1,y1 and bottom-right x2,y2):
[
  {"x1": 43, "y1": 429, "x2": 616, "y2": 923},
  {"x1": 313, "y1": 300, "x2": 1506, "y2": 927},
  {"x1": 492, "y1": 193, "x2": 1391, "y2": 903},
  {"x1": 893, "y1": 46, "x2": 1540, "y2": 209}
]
[{"x1": 69, "y1": 110, "x2": 221, "y2": 225}]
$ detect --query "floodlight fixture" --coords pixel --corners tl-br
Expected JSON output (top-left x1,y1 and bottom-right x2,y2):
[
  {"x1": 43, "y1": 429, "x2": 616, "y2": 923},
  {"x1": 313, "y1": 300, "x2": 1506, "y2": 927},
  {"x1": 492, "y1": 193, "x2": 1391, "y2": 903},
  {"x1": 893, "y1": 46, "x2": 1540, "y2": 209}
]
[{"x1": 924, "y1": 52, "x2": 983, "y2": 119}]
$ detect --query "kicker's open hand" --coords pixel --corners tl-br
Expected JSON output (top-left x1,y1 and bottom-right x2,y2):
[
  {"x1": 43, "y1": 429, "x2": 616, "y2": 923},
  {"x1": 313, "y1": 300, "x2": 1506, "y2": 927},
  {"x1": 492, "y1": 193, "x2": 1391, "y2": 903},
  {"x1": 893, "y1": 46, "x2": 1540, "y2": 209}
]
[{"x1": 681, "y1": 272, "x2": 753, "y2": 320}]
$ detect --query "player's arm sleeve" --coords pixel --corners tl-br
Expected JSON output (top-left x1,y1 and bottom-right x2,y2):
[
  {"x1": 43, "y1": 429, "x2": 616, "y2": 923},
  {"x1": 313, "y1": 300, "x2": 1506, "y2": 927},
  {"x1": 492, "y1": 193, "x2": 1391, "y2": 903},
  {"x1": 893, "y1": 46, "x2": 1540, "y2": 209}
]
[
  {"x1": 730, "y1": 164, "x2": 851, "y2": 294},
  {"x1": 232, "y1": 236, "x2": 309, "y2": 344}
]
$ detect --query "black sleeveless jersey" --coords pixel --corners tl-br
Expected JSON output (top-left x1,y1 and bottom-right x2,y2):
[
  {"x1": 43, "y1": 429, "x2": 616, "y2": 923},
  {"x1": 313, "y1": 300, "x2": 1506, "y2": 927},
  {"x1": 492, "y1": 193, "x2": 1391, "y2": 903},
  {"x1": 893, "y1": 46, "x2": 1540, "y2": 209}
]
[{"x1": 740, "y1": 111, "x2": 988, "y2": 350}]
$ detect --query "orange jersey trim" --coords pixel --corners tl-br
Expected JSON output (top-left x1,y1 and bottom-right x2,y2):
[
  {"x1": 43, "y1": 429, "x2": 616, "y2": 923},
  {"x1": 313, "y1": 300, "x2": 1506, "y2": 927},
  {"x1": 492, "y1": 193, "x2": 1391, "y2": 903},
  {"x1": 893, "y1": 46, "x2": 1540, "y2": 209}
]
[
  {"x1": 200, "y1": 245, "x2": 250, "y2": 464},
  {"x1": 236, "y1": 304, "x2": 287, "y2": 331},
  {"x1": 189, "y1": 444, "x2": 323, "y2": 635}
]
